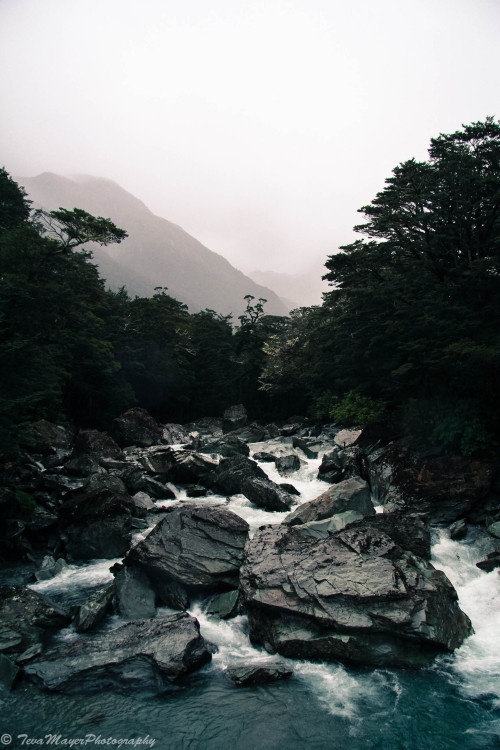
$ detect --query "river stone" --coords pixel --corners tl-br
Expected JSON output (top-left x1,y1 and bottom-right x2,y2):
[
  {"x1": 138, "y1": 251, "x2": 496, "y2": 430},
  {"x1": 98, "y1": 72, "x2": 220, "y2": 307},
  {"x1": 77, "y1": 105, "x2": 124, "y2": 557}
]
[
  {"x1": 113, "y1": 408, "x2": 162, "y2": 448},
  {"x1": 334, "y1": 429, "x2": 362, "y2": 447},
  {"x1": 114, "y1": 566, "x2": 157, "y2": 620},
  {"x1": 226, "y1": 661, "x2": 293, "y2": 686},
  {"x1": 0, "y1": 653, "x2": 19, "y2": 691},
  {"x1": 199, "y1": 435, "x2": 250, "y2": 458},
  {"x1": 275, "y1": 455, "x2": 302, "y2": 476},
  {"x1": 486, "y1": 521, "x2": 500, "y2": 539},
  {"x1": 23, "y1": 612, "x2": 213, "y2": 694},
  {"x1": 284, "y1": 477, "x2": 373, "y2": 527},
  {"x1": 58, "y1": 488, "x2": 143, "y2": 560},
  {"x1": 240, "y1": 522, "x2": 472, "y2": 668},
  {"x1": 0, "y1": 585, "x2": 71, "y2": 655},
  {"x1": 125, "y1": 505, "x2": 249, "y2": 609},
  {"x1": 212, "y1": 456, "x2": 294, "y2": 512},
  {"x1": 293, "y1": 511, "x2": 366, "y2": 539},
  {"x1": 205, "y1": 589, "x2": 240, "y2": 619},
  {"x1": 223, "y1": 404, "x2": 247, "y2": 433},
  {"x1": 476, "y1": 552, "x2": 500, "y2": 572},
  {"x1": 74, "y1": 583, "x2": 115, "y2": 632}
]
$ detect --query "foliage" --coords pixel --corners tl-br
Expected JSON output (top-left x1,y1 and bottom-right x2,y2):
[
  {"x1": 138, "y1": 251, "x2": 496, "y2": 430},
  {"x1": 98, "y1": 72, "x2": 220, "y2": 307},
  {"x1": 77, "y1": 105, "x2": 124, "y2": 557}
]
[{"x1": 312, "y1": 390, "x2": 387, "y2": 426}]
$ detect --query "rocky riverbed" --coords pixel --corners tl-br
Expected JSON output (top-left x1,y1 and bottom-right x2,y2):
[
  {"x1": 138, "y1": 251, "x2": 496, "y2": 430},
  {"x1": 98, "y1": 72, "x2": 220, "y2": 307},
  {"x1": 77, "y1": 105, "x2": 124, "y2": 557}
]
[{"x1": 1, "y1": 407, "x2": 499, "y2": 747}]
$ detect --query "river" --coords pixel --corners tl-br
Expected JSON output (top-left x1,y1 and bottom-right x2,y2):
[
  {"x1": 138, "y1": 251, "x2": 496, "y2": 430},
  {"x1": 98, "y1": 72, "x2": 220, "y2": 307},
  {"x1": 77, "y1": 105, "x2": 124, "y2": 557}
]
[{"x1": 1, "y1": 440, "x2": 499, "y2": 749}]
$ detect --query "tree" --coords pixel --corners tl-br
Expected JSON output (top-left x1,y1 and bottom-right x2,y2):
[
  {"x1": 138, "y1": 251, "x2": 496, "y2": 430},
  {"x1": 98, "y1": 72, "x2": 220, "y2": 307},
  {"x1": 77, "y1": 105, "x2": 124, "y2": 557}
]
[
  {"x1": 34, "y1": 207, "x2": 128, "y2": 252},
  {"x1": 319, "y1": 118, "x2": 500, "y2": 452}
]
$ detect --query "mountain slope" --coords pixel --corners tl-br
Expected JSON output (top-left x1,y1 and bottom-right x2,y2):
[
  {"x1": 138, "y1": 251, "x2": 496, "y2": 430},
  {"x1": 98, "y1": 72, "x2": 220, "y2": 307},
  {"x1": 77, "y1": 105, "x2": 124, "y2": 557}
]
[
  {"x1": 249, "y1": 267, "x2": 328, "y2": 308},
  {"x1": 18, "y1": 173, "x2": 289, "y2": 317}
]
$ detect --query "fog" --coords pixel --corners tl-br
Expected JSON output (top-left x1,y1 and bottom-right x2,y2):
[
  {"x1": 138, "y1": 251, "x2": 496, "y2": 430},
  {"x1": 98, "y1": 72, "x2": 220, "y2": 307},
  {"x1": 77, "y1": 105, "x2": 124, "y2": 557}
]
[{"x1": 1, "y1": 0, "x2": 499, "y2": 277}]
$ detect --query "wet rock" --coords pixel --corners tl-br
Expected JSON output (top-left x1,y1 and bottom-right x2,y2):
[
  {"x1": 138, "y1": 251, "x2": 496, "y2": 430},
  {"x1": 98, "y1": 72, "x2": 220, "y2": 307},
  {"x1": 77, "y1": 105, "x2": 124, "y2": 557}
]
[
  {"x1": 113, "y1": 408, "x2": 162, "y2": 448},
  {"x1": 212, "y1": 456, "x2": 294, "y2": 512},
  {"x1": 123, "y1": 470, "x2": 175, "y2": 500},
  {"x1": 226, "y1": 661, "x2": 293, "y2": 687},
  {"x1": 125, "y1": 505, "x2": 249, "y2": 609},
  {"x1": 280, "y1": 483, "x2": 301, "y2": 496},
  {"x1": 65, "y1": 430, "x2": 123, "y2": 476},
  {"x1": 58, "y1": 488, "x2": 144, "y2": 560},
  {"x1": 240, "y1": 522, "x2": 472, "y2": 668},
  {"x1": 318, "y1": 446, "x2": 365, "y2": 484},
  {"x1": 74, "y1": 583, "x2": 115, "y2": 632},
  {"x1": 162, "y1": 423, "x2": 198, "y2": 446},
  {"x1": 205, "y1": 589, "x2": 240, "y2": 619},
  {"x1": 275, "y1": 455, "x2": 302, "y2": 476},
  {"x1": 486, "y1": 520, "x2": 500, "y2": 540},
  {"x1": 184, "y1": 418, "x2": 224, "y2": 439},
  {"x1": 168, "y1": 450, "x2": 219, "y2": 485},
  {"x1": 367, "y1": 440, "x2": 494, "y2": 523},
  {"x1": 476, "y1": 552, "x2": 500, "y2": 572},
  {"x1": 18, "y1": 420, "x2": 74, "y2": 455},
  {"x1": 199, "y1": 435, "x2": 250, "y2": 459},
  {"x1": 84, "y1": 472, "x2": 128, "y2": 495},
  {"x1": 114, "y1": 566, "x2": 157, "y2": 620},
  {"x1": 185, "y1": 484, "x2": 209, "y2": 498},
  {"x1": 450, "y1": 519, "x2": 468, "y2": 540},
  {"x1": 253, "y1": 452, "x2": 277, "y2": 463},
  {"x1": 0, "y1": 653, "x2": 19, "y2": 691},
  {"x1": 334, "y1": 429, "x2": 362, "y2": 448},
  {"x1": 35, "y1": 556, "x2": 68, "y2": 581},
  {"x1": 359, "y1": 512, "x2": 431, "y2": 560},
  {"x1": 229, "y1": 423, "x2": 269, "y2": 442},
  {"x1": 292, "y1": 436, "x2": 320, "y2": 459},
  {"x1": 0, "y1": 585, "x2": 70, "y2": 655},
  {"x1": 223, "y1": 404, "x2": 247, "y2": 433},
  {"x1": 23, "y1": 612, "x2": 213, "y2": 694},
  {"x1": 15, "y1": 643, "x2": 43, "y2": 665},
  {"x1": 284, "y1": 478, "x2": 373, "y2": 527}
]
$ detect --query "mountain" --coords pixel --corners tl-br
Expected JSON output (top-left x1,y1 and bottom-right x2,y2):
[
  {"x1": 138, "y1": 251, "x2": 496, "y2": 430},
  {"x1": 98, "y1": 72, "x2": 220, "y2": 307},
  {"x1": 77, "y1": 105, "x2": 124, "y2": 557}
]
[
  {"x1": 18, "y1": 173, "x2": 290, "y2": 318},
  {"x1": 249, "y1": 267, "x2": 328, "y2": 308}
]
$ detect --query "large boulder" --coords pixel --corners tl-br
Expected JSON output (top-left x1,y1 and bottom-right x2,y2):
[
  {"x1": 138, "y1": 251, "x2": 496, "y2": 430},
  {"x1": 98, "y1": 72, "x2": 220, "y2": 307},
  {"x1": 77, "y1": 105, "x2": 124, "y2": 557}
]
[
  {"x1": 211, "y1": 456, "x2": 295, "y2": 512},
  {"x1": 275, "y1": 454, "x2": 302, "y2": 476},
  {"x1": 223, "y1": 404, "x2": 247, "y2": 433},
  {"x1": 114, "y1": 565, "x2": 157, "y2": 620},
  {"x1": 198, "y1": 435, "x2": 250, "y2": 459},
  {"x1": 125, "y1": 505, "x2": 249, "y2": 609},
  {"x1": 318, "y1": 446, "x2": 366, "y2": 484},
  {"x1": 65, "y1": 430, "x2": 123, "y2": 476},
  {"x1": 113, "y1": 408, "x2": 162, "y2": 448},
  {"x1": 58, "y1": 487, "x2": 147, "y2": 560},
  {"x1": 23, "y1": 612, "x2": 213, "y2": 694},
  {"x1": 367, "y1": 440, "x2": 494, "y2": 523},
  {"x1": 284, "y1": 478, "x2": 373, "y2": 527},
  {"x1": 239, "y1": 521, "x2": 472, "y2": 668},
  {"x1": 168, "y1": 450, "x2": 219, "y2": 485},
  {"x1": 0, "y1": 586, "x2": 70, "y2": 655},
  {"x1": 18, "y1": 420, "x2": 74, "y2": 455},
  {"x1": 226, "y1": 661, "x2": 293, "y2": 686},
  {"x1": 74, "y1": 583, "x2": 115, "y2": 633}
]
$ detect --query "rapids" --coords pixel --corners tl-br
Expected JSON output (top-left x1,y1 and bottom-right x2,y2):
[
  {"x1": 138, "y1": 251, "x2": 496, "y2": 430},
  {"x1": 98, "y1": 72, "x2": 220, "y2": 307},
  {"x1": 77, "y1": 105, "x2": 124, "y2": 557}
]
[{"x1": 1, "y1": 440, "x2": 498, "y2": 749}]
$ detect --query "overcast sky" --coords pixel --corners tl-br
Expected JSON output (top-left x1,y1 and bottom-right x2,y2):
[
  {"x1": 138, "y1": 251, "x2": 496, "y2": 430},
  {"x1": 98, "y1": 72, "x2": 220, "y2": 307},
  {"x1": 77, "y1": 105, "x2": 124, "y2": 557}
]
[{"x1": 1, "y1": 0, "x2": 499, "y2": 276}]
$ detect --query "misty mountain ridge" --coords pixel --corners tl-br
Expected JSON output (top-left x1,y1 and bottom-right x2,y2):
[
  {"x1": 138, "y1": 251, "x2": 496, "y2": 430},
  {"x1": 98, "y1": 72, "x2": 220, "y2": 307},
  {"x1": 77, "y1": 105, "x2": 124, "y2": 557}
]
[{"x1": 18, "y1": 173, "x2": 290, "y2": 318}]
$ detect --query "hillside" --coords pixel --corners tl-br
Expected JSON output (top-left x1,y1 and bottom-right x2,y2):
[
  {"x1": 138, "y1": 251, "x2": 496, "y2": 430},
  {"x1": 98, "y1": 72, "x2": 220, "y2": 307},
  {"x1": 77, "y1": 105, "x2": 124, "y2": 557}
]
[{"x1": 18, "y1": 173, "x2": 289, "y2": 317}]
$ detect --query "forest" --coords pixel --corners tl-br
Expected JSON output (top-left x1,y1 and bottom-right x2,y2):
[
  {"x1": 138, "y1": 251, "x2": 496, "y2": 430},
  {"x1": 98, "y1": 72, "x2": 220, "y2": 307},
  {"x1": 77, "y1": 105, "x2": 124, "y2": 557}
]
[{"x1": 1, "y1": 118, "x2": 499, "y2": 457}]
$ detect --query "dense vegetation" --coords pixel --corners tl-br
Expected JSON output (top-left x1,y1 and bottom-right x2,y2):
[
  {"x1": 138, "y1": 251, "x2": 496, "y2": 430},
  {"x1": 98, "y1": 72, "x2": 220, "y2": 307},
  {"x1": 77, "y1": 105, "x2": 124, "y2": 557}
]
[{"x1": 1, "y1": 118, "x2": 499, "y2": 456}]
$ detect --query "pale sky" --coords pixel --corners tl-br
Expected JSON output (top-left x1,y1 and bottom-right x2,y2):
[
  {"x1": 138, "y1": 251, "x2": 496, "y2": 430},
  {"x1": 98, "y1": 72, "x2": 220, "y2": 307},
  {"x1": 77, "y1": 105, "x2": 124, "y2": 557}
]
[{"x1": 1, "y1": 0, "x2": 499, "y2": 276}]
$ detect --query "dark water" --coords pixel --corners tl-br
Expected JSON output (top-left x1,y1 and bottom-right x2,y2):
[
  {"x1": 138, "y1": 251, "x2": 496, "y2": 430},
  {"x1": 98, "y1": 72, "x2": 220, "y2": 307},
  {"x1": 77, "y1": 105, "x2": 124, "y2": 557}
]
[{"x1": 1, "y1": 449, "x2": 499, "y2": 750}]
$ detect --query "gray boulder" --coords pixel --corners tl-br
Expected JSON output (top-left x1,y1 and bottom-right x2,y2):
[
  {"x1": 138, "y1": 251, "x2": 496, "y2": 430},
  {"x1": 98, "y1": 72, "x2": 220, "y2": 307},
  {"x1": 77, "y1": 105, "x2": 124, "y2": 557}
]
[
  {"x1": 318, "y1": 446, "x2": 366, "y2": 484},
  {"x1": 199, "y1": 435, "x2": 250, "y2": 459},
  {"x1": 205, "y1": 590, "x2": 240, "y2": 619},
  {"x1": 65, "y1": 430, "x2": 123, "y2": 476},
  {"x1": 0, "y1": 653, "x2": 19, "y2": 692},
  {"x1": 125, "y1": 505, "x2": 249, "y2": 609},
  {"x1": 58, "y1": 487, "x2": 147, "y2": 560},
  {"x1": 0, "y1": 585, "x2": 70, "y2": 655},
  {"x1": 23, "y1": 613, "x2": 213, "y2": 694},
  {"x1": 212, "y1": 456, "x2": 294, "y2": 512},
  {"x1": 284, "y1": 478, "x2": 373, "y2": 527},
  {"x1": 240, "y1": 522, "x2": 472, "y2": 668},
  {"x1": 226, "y1": 661, "x2": 293, "y2": 687},
  {"x1": 74, "y1": 583, "x2": 115, "y2": 633},
  {"x1": 114, "y1": 565, "x2": 157, "y2": 620},
  {"x1": 223, "y1": 404, "x2": 247, "y2": 433},
  {"x1": 113, "y1": 407, "x2": 162, "y2": 448},
  {"x1": 275, "y1": 454, "x2": 302, "y2": 476}
]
